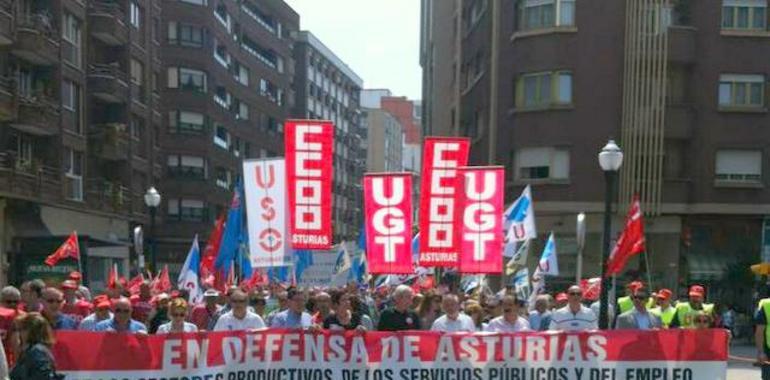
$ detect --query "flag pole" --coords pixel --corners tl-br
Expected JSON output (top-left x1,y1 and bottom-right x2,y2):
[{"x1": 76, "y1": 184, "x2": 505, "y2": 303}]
[
  {"x1": 74, "y1": 231, "x2": 83, "y2": 277},
  {"x1": 644, "y1": 248, "x2": 653, "y2": 291}
]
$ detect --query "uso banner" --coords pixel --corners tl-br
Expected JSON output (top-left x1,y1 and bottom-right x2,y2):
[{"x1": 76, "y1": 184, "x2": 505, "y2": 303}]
[
  {"x1": 455, "y1": 166, "x2": 505, "y2": 274},
  {"x1": 53, "y1": 329, "x2": 728, "y2": 380},
  {"x1": 243, "y1": 159, "x2": 287, "y2": 268},
  {"x1": 285, "y1": 120, "x2": 334, "y2": 250},
  {"x1": 364, "y1": 173, "x2": 413, "y2": 274},
  {"x1": 418, "y1": 137, "x2": 470, "y2": 267}
]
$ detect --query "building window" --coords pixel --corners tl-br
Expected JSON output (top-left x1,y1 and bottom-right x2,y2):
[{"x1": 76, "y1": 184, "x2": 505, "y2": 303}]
[
  {"x1": 214, "y1": 125, "x2": 230, "y2": 149},
  {"x1": 235, "y1": 63, "x2": 249, "y2": 86},
  {"x1": 215, "y1": 167, "x2": 232, "y2": 189},
  {"x1": 167, "y1": 199, "x2": 207, "y2": 222},
  {"x1": 61, "y1": 80, "x2": 82, "y2": 134},
  {"x1": 518, "y1": 0, "x2": 575, "y2": 31},
  {"x1": 214, "y1": 86, "x2": 231, "y2": 109},
  {"x1": 718, "y1": 74, "x2": 765, "y2": 109},
  {"x1": 62, "y1": 13, "x2": 81, "y2": 68},
  {"x1": 516, "y1": 71, "x2": 573, "y2": 109},
  {"x1": 515, "y1": 147, "x2": 570, "y2": 181},
  {"x1": 238, "y1": 102, "x2": 249, "y2": 120},
  {"x1": 214, "y1": 4, "x2": 232, "y2": 33},
  {"x1": 722, "y1": 0, "x2": 767, "y2": 31},
  {"x1": 180, "y1": 0, "x2": 207, "y2": 5},
  {"x1": 130, "y1": 1, "x2": 142, "y2": 29},
  {"x1": 130, "y1": 59, "x2": 144, "y2": 85},
  {"x1": 167, "y1": 155, "x2": 206, "y2": 180},
  {"x1": 169, "y1": 111, "x2": 206, "y2": 134},
  {"x1": 167, "y1": 67, "x2": 207, "y2": 92},
  {"x1": 715, "y1": 149, "x2": 762, "y2": 184},
  {"x1": 64, "y1": 148, "x2": 84, "y2": 201},
  {"x1": 168, "y1": 22, "x2": 204, "y2": 47}
]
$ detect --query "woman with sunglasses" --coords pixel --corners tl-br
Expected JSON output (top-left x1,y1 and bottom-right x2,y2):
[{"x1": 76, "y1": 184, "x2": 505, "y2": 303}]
[
  {"x1": 10, "y1": 313, "x2": 63, "y2": 380},
  {"x1": 157, "y1": 298, "x2": 198, "y2": 334}
]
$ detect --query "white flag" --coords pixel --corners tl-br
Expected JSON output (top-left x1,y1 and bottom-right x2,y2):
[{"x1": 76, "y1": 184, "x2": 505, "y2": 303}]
[
  {"x1": 505, "y1": 186, "x2": 537, "y2": 243},
  {"x1": 177, "y1": 235, "x2": 202, "y2": 303},
  {"x1": 536, "y1": 232, "x2": 559, "y2": 276},
  {"x1": 505, "y1": 240, "x2": 530, "y2": 274}
]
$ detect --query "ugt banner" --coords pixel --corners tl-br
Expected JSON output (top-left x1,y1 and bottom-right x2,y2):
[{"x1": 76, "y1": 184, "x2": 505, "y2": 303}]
[
  {"x1": 364, "y1": 173, "x2": 413, "y2": 274},
  {"x1": 53, "y1": 329, "x2": 728, "y2": 380},
  {"x1": 243, "y1": 159, "x2": 288, "y2": 268},
  {"x1": 418, "y1": 137, "x2": 470, "y2": 267},
  {"x1": 284, "y1": 120, "x2": 334, "y2": 250},
  {"x1": 454, "y1": 166, "x2": 505, "y2": 274}
]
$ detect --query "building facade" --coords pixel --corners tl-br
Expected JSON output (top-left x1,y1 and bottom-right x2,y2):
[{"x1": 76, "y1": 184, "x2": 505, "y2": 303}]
[
  {"x1": 362, "y1": 108, "x2": 404, "y2": 173},
  {"x1": 422, "y1": 0, "x2": 770, "y2": 304},
  {"x1": 293, "y1": 31, "x2": 364, "y2": 243},
  {"x1": 158, "y1": 0, "x2": 298, "y2": 269},
  {"x1": 380, "y1": 96, "x2": 422, "y2": 222},
  {"x1": 0, "y1": 0, "x2": 163, "y2": 288}
]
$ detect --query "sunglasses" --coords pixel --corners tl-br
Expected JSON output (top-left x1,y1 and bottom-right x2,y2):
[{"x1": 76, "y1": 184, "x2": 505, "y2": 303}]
[
  {"x1": 503, "y1": 308, "x2": 513, "y2": 313},
  {"x1": 115, "y1": 308, "x2": 131, "y2": 313},
  {"x1": 171, "y1": 313, "x2": 186, "y2": 318},
  {"x1": 45, "y1": 298, "x2": 63, "y2": 304},
  {"x1": 568, "y1": 292, "x2": 582, "y2": 296},
  {"x1": 231, "y1": 299, "x2": 247, "y2": 304}
]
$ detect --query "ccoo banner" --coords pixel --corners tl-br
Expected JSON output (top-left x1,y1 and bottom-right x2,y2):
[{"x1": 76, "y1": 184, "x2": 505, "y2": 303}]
[
  {"x1": 284, "y1": 120, "x2": 334, "y2": 250},
  {"x1": 364, "y1": 173, "x2": 413, "y2": 274},
  {"x1": 243, "y1": 159, "x2": 288, "y2": 268},
  {"x1": 455, "y1": 166, "x2": 505, "y2": 274},
  {"x1": 53, "y1": 329, "x2": 728, "y2": 380},
  {"x1": 418, "y1": 137, "x2": 470, "y2": 267}
]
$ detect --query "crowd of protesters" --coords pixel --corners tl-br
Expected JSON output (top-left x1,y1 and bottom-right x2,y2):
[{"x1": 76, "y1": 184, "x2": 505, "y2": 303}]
[{"x1": 0, "y1": 271, "x2": 727, "y2": 380}]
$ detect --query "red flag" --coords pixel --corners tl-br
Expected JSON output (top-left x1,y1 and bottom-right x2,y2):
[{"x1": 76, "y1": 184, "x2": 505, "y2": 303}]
[
  {"x1": 201, "y1": 215, "x2": 225, "y2": 277},
  {"x1": 127, "y1": 274, "x2": 144, "y2": 295},
  {"x1": 151, "y1": 265, "x2": 171, "y2": 293},
  {"x1": 580, "y1": 277, "x2": 602, "y2": 301},
  {"x1": 606, "y1": 195, "x2": 646, "y2": 276},
  {"x1": 44, "y1": 232, "x2": 80, "y2": 266},
  {"x1": 107, "y1": 264, "x2": 119, "y2": 289},
  {"x1": 240, "y1": 270, "x2": 265, "y2": 292}
]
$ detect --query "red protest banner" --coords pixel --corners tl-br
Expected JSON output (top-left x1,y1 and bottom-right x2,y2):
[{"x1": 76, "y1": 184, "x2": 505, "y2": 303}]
[
  {"x1": 284, "y1": 120, "x2": 334, "y2": 249},
  {"x1": 454, "y1": 166, "x2": 505, "y2": 274},
  {"x1": 52, "y1": 329, "x2": 728, "y2": 378},
  {"x1": 418, "y1": 137, "x2": 470, "y2": 267},
  {"x1": 364, "y1": 173, "x2": 413, "y2": 274}
]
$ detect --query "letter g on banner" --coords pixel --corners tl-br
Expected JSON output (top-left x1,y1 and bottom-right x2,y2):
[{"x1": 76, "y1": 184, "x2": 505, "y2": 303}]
[{"x1": 364, "y1": 173, "x2": 414, "y2": 274}]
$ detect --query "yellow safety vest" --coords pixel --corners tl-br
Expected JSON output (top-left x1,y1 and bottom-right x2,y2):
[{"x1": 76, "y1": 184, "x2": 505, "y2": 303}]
[
  {"x1": 760, "y1": 299, "x2": 770, "y2": 350},
  {"x1": 675, "y1": 302, "x2": 714, "y2": 328},
  {"x1": 646, "y1": 298, "x2": 657, "y2": 310},
  {"x1": 650, "y1": 306, "x2": 677, "y2": 328},
  {"x1": 618, "y1": 296, "x2": 634, "y2": 314}
]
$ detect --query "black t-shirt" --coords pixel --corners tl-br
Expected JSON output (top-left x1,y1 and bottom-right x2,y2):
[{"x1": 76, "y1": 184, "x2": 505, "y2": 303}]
[
  {"x1": 323, "y1": 313, "x2": 362, "y2": 330},
  {"x1": 377, "y1": 308, "x2": 421, "y2": 331}
]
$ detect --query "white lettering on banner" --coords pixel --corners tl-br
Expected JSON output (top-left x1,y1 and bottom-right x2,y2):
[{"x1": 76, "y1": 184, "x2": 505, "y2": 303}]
[
  {"x1": 371, "y1": 177, "x2": 406, "y2": 263},
  {"x1": 463, "y1": 171, "x2": 498, "y2": 261},
  {"x1": 294, "y1": 124, "x2": 322, "y2": 232},
  {"x1": 426, "y1": 143, "x2": 461, "y2": 250}
]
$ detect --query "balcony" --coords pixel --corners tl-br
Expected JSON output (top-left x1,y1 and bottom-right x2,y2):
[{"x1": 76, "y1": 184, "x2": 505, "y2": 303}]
[
  {"x1": 89, "y1": 64, "x2": 129, "y2": 103},
  {"x1": 89, "y1": 123, "x2": 130, "y2": 161},
  {"x1": 0, "y1": 152, "x2": 61, "y2": 202},
  {"x1": 0, "y1": 0, "x2": 13, "y2": 46},
  {"x1": 665, "y1": 103, "x2": 694, "y2": 139},
  {"x1": 86, "y1": 179, "x2": 132, "y2": 215},
  {"x1": 14, "y1": 94, "x2": 60, "y2": 136},
  {"x1": 0, "y1": 77, "x2": 15, "y2": 121},
  {"x1": 667, "y1": 26, "x2": 695, "y2": 64},
  {"x1": 12, "y1": 14, "x2": 59, "y2": 65},
  {"x1": 88, "y1": 1, "x2": 129, "y2": 46}
]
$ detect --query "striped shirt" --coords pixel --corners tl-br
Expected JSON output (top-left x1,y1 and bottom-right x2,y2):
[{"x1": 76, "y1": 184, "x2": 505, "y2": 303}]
[{"x1": 549, "y1": 305, "x2": 598, "y2": 331}]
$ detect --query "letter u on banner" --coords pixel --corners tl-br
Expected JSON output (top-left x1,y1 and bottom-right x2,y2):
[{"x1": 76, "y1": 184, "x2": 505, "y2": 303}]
[
  {"x1": 454, "y1": 166, "x2": 505, "y2": 274},
  {"x1": 418, "y1": 137, "x2": 470, "y2": 267},
  {"x1": 284, "y1": 120, "x2": 334, "y2": 250},
  {"x1": 364, "y1": 173, "x2": 413, "y2": 274}
]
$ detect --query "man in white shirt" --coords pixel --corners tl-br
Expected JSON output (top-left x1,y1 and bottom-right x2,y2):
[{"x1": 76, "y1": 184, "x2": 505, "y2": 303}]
[
  {"x1": 549, "y1": 285, "x2": 598, "y2": 331},
  {"x1": 213, "y1": 289, "x2": 266, "y2": 331},
  {"x1": 431, "y1": 294, "x2": 475, "y2": 333},
  {"x1": 528, "y1": 295, "x2": 551, "y2": 331},
  {"x1": 484, "y1": 295, "x2": 530, "y2": 332}
]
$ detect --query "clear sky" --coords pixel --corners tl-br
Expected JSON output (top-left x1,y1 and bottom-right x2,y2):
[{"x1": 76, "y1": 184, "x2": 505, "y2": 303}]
[{"x1": 284, "y1": 0, "x2": 422, "y2": 100}]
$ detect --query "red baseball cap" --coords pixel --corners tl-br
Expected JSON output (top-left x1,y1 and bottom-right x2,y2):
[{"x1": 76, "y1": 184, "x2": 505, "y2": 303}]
[
  {"x1": 656, "y1": 289, "x2": 673, "y2": 301},
  {"x1": 68, "y1": 271, "x2": 82, "y2": 281},
  {"x1": 689, "y1": 285, "x2": 705, "y2": 298},
  {"x1": 555, "y1": 292, "x2": 568, "y2": 302},
  {"x1": 61, "y1": 280, "x2": 78, "y2": 290},
  {"x1": 627, "y1": 281, "x2": 645, "y2": 292},
  {"x1": 95, "y1": 299, "x2": 112, "y2": 309}
]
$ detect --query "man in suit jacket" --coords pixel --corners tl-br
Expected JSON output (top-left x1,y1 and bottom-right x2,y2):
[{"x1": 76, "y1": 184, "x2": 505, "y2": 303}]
[{"x1": 615, "y1": 289, "x2": 662, "y2": 330}]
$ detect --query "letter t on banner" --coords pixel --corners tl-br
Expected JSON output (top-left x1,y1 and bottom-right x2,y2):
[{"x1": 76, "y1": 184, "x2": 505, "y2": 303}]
[
  {"x1": 284, "y1": 120, "x2": 334, "y2": 250},
  {"x1": 454, "y1": 167, "x2": 505, "y2": 274},
  {"x1": 364, "y1": 173, "x2": 414, "y2": 274}
]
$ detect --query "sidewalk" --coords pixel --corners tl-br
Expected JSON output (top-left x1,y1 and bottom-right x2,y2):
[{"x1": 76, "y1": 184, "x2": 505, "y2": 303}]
[{"x1": 728, "y1": 343, "x2": 760, "y2": 379}]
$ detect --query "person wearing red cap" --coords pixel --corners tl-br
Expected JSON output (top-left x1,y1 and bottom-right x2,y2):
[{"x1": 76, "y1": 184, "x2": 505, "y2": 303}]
[
  {"x1": 617, "y1": 281, "x2": 645, "y2": 315},
  {"x1": 650, "y1": 289, "x2": 676, "y2": 328},
  {"x1": 78, "y1": 296, "x2": 113, "y2": 331},
  {"x1": 60, "y1": 281, "x2": 90, "y2": 322},
  {"x1": 554, "y1": 292, "x2": 569, "y2": 309},
  {"x1": 670, "y1": 285, "x2": 714, "y2": 328},
  {"x1": 68, "y1": 272, "x2": 92, "y2": 301}
]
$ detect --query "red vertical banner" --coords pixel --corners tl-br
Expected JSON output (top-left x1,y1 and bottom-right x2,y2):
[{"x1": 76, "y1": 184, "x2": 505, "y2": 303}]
[
  {"x1": 418, "y1": 137, "x2": 470, "y2": 267},
  {"x1": 284, "y1": 120, "x2": 334, "y2": 250},
  {"x1": 364, "y1": 173, "x2": 413, "y2": 274},
  {"x1": 454, "y1": 166, "x2": 505, "y2": 274}
]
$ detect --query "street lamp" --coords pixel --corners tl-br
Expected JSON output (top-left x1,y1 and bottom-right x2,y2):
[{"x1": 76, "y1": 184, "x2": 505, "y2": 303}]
[
  {"x1": 598, "y1": 140, "x2": 623, "y2": 329},
  {"x1": 144, "y1": 186, "x2": 161, "y2": 272},
  {"x1": 576, "y1": 212, "x2": 586, "y2": 284}
]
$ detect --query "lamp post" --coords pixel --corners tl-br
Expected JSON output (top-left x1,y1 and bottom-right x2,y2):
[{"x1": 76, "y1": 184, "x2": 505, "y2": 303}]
[
  {"x1": 576, "y1": 212, "x2": 586, "y2": 284},
  {"x1": 598, "y1": 140, "x2": 623, "y2": 330},
  {"x1": 144, "y1": 186, "x2": 161, "y2": 273}
]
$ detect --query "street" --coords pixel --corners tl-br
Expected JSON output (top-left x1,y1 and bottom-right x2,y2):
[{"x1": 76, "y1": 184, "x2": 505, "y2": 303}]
[{"x1": 729, "y1": 344, "x2": 760, "y2": 379}]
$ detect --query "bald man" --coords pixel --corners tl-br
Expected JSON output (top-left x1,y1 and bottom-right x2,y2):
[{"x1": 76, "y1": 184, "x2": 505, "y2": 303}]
[
  {"x1": 94, "y1": 297, "x2": 147, "y2": 333},
  {"x1": 41, "y1": 288, "x2": 78, "y2": 330}
]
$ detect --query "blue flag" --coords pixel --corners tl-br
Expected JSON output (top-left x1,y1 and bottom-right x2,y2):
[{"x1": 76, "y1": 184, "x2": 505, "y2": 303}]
[
  {"x1": 215, "y1": 179, "x2": 243, "y2": 276},
  {"x1": 293, "y1": 249, "x2": 314, "y2": 281},
  {"x1": 239, "y1": 230, "x2": 252, "y2": 280}
]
